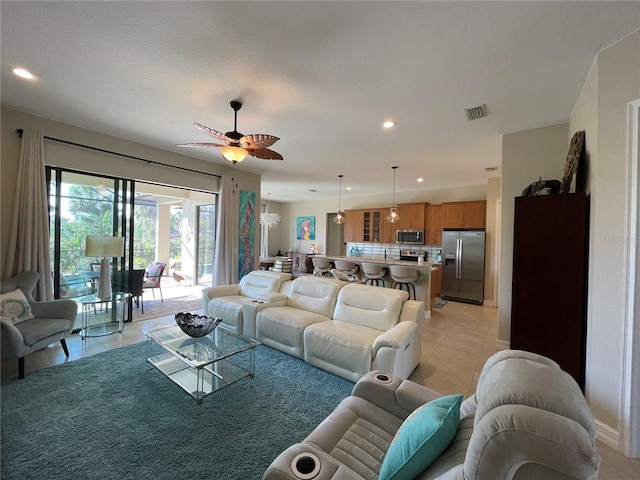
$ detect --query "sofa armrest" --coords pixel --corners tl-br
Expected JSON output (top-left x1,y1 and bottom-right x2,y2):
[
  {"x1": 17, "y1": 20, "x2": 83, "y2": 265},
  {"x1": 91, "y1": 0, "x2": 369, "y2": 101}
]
[
  {"x1": 1, "y1": 321, "x2": 28, "y2": 358},
  {"x1": 30, "y1": 299, "x2": 78, "y2": 322},
  {"x1": 242, "y1": 297, "x2": 287, "y2": 338},
  {"x1": 263, "y1": 443, "x2": 357, "y2": 480},
  {"x1": 351, "y1": 371, "x2": 442, "y2": 420},
  {"x1": 371, "y1": 321, "x2": 417, "y2": 358},
  {"x1": 201, "y1": 285, "x2": 241, "y2": 315}
]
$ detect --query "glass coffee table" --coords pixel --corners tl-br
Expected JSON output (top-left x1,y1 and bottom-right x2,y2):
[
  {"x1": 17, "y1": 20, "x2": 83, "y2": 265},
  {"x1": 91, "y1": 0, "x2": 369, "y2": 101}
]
[{"x1": 142, "y1": 323, "x2": 260, "y2": 404}]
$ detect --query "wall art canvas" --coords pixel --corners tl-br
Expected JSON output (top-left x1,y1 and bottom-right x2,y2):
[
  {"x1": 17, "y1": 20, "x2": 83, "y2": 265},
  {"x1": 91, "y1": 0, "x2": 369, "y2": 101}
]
[
  {"x1": 239, "y1": 190, "x2": 255, "y2": 279},
  {"x1": 297, "y1": 216, "x2": 315, "y2": 240}
]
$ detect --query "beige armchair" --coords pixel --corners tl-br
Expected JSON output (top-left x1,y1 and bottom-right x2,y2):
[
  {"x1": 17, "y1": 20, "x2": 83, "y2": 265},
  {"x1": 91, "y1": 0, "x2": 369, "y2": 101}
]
[{"x1": 1, "y1": 271, "x2": 77, "y2": 378}]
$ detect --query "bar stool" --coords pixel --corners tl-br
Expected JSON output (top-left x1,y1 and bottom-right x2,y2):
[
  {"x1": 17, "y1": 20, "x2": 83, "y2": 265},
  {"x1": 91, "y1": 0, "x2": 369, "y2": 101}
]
[
  {"x1": 334, "y1": 260, "x2": 360, "y2": 280},
  {"x1": 389, "y1": 265, "x2": 419, "y2": 300},
  {"x1": 361, "y1": 263, "x2": 388, "y2": 287},
  {"x1": 311, "y1": 257, "x2": 333, "y2": 276}
]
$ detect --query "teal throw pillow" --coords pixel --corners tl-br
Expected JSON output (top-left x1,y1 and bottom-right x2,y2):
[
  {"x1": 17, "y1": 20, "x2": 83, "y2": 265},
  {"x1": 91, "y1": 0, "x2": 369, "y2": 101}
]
[{"x1": 379, "y1": 394, "x2": 463, "y2": 480}]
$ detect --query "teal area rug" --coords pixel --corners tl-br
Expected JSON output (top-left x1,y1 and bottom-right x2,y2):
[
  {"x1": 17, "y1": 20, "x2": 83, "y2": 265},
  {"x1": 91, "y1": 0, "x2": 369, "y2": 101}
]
[{"x1": 1, "y1": 343, "x2": 354, "y2": 480}]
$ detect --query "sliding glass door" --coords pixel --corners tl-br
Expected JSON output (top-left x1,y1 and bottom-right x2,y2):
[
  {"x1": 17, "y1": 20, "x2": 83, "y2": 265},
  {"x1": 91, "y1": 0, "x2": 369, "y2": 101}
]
[{"x1": 47, "y1": 168, "x2": 134, "y2": 327}]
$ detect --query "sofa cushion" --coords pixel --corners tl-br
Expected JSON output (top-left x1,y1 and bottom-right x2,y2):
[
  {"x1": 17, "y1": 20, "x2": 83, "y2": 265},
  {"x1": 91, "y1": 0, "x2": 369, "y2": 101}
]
[
  {"x1": 304, "y1": 321, "x2": 381, "y2": 382},
  {"x1": 207, "y1": 295, "x2": 256, "y2": 331},
  {"x1": 286, "y1": 276, "x2": 345, "y2": 318},
  {"x1": 475, "y1": 358, "x2": 595, "y2": 436},
  {"x1": 238, "y1": 270, "x2": 290, "y2": 298},
  {"x1": 379, "y1": 394, "x2": 463, "y2": 480},
  {"x1": 257, "y1": 306, "x2": 331, "y2": 359},
  {"x1": 334, "y1": 284, "x2": 407, "y2": 332}
]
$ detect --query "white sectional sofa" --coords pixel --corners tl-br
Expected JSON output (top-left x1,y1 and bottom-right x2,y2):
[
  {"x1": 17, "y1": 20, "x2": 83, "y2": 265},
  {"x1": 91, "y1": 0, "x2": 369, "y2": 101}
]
[
  {"x1": 243, "y1": 275, "x2": 424, "y2": 382},
  {"x1": 201, "y1": 270, "x2": 291, "y2": 335},
  {"x1": 263, "y1": 350, "x2": 600, "y2": 480}
]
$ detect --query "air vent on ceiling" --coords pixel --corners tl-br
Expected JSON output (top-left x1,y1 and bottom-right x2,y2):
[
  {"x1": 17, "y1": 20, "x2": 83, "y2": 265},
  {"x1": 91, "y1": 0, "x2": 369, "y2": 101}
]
[{"x1": 465, "y1": 104, "x2": 488, "y2": 121}]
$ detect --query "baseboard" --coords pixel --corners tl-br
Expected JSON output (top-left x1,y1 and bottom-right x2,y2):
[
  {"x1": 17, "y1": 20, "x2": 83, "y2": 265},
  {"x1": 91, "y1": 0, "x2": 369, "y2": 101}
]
[
  {"x1": 595, "y1": 419, "x2": 620, "y2": 450},
  {"x1": 496, "y1": 339, "x2": 510, "y2": 350},
  {"x1": 483, "y1": 299, "x2": 497, "y2": 307}
]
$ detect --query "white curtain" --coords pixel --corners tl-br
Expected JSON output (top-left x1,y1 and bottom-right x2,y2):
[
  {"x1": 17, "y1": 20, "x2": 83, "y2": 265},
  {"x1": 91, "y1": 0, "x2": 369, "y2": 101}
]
[
  {"x1": 4, "y1": 129, "x2": 53, "y2": 300},
  {"x1": 212, "y1": 174, "x2": 235, "y2": 286}
]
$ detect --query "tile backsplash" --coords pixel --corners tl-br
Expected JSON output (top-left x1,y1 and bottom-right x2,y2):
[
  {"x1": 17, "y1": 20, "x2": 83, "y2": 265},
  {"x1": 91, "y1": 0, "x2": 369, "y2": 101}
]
[{"x1": 345, "y1": 243, "x2": 442, "y2": 263}]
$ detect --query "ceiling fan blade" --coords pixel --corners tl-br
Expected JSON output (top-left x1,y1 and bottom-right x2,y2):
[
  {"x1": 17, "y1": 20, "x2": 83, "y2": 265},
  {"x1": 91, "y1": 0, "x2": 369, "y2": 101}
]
[
  {"x1": 193, "y1": 123, "x2": 234, "y2": 143},
  {"x1": 240, "y1": 134, "x2": 280, "y2": 149},
  {"x1": 247, "y1": 147, "x2": 284, "y2": 160},
  {"x1": 176, "y1": 142, "x2": 226, "y2": 148}
]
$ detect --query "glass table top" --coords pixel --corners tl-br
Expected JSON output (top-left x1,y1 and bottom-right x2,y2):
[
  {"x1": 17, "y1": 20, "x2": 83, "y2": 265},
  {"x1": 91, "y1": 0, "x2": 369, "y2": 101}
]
[{"x1": 142, "y1": 324, "x2": 260, "y2": 369}]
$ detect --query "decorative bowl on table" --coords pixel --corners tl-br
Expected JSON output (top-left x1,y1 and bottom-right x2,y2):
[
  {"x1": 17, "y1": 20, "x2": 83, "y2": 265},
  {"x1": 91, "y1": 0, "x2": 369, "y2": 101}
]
[{"x1": 174, "y1": 313, "x2": 222, "y2": 338}]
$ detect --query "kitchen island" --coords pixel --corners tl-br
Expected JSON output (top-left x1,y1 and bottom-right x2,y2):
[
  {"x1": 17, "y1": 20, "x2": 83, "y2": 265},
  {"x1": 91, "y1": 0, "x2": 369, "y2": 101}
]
[{"x1": 318, "y1": 255, "x2": 435, "y2": 316}]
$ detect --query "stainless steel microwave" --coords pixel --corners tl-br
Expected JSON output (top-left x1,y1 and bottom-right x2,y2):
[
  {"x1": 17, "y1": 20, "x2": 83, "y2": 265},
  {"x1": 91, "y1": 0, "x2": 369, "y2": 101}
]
[{"x1": 397, "y1": 229, "x2": 424, "y2": 245}]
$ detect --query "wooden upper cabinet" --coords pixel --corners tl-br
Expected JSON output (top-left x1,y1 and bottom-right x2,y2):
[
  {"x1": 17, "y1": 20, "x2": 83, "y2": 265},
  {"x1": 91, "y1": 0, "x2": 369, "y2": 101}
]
[
  {"x1": 442, "y1": 201, "x2": 486, "y2": 228},
  {"x1": 344, "y1": 209, "x2": 364, "y2": 242},
  {"x1": 425, "y1": 205, "x2": 443, "y2": 245},
  {"x1": 396, "y1": 203, "x2": 426, "y2": 230}
]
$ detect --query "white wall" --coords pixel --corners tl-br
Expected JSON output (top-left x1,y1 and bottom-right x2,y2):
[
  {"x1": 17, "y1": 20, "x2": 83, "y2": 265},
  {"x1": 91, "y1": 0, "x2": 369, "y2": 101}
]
[
  {"x1": 572, "y1": 30, "x2": 640, "y2": 446},
  {"x1": 498, "y1": 123, "x2": 570, "y2": 343}
]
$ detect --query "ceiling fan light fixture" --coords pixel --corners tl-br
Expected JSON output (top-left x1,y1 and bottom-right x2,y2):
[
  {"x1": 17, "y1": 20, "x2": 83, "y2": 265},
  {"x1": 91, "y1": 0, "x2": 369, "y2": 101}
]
[
  {"x1": 386, "y1": 166, "x2": 400, "y2": 224},
  {"x1": 334, "y1": 174, "x2": 345, "y2": 224},
  {"x1": 221, "y1": 145, "x2": 248, "y2": 163}
]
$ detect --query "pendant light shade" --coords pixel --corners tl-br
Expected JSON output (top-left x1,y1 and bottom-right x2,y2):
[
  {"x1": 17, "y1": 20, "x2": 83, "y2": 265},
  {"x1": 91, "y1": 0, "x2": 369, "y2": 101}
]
[
  {"x1": 386, "y1": 166, "x2": 400, "y2": 223},
  {"x1": 334, "y1": 174, "x2": 345, "y2": 224}
]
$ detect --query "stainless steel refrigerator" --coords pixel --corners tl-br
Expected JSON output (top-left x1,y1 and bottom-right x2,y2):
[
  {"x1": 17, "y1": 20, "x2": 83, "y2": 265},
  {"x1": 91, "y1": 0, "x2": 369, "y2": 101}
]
[{"x1": 441, "y1": 229, "x2": 486, "y2": 305}]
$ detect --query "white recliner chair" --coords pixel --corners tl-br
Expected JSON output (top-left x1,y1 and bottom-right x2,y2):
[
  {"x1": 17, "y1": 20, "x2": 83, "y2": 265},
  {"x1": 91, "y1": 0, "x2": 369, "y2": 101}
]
[{"x1": 201, "y1": 270, "x2": 291, "y2": 335}]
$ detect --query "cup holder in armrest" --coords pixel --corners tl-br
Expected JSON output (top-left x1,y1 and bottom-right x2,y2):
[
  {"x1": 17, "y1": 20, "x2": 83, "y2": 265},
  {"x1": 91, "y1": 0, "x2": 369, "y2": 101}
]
[
  {"x1": 374, "y1": 373, "x2": 393, "y2": 384},
  {"x1": 291, "y1": 452, "x2": 320, "y2": 479}
]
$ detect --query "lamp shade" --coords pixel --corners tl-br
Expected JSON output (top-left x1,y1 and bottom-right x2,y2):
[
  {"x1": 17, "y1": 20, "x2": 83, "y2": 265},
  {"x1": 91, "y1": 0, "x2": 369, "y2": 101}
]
[
  {"x1": 221, "y1": 145, "x2": 248, "y2": 163},
  {"x1": 85, "y1": 236, "x2": 124, "y2": 258}
]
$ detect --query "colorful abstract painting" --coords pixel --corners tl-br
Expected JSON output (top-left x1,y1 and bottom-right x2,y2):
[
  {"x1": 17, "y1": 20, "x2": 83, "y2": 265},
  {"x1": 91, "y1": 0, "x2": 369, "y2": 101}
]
[
  {"x1": 296, "y1": 216, "x2": 315, "y2": 240},
  {"x1": 239, "y1": 190, "x2": 255, "y2": 279}
]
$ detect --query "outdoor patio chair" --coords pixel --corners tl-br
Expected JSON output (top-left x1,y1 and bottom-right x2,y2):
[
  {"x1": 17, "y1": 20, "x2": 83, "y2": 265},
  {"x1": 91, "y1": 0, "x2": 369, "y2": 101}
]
[{"x1": 143, "y1": 262, "x2": 166, "y2": 302}]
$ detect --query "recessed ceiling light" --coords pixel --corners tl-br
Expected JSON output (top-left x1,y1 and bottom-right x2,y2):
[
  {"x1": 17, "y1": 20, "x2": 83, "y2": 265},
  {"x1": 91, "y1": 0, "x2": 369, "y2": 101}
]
[
  {"x1": 346, "y1": 187, "x2": 352, "y2": 191},
  {"x1": 417, "y1": 178, "x2": 424, "y2": 183},
  {"x1": 382, "y1": 121, "x2": 396, "y2": 129},
  {"x1": 12, "y1": 67, "x2": 34, "y2": 79}
]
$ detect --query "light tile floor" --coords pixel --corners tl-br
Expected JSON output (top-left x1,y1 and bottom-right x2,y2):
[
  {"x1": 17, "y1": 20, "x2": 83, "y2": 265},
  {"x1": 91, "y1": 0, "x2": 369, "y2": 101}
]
[{"x1": 2, "y1": 299, "x2": 638, "y2": 478}]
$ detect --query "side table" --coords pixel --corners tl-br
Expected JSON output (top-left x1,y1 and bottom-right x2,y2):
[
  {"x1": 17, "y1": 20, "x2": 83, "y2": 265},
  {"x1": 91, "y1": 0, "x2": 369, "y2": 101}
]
[{"x1": 77, "y1": 292, "x2": 132, "y2": 342}]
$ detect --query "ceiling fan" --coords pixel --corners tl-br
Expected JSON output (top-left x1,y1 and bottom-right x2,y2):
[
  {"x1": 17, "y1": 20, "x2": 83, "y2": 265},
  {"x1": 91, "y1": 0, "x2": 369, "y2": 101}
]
[{"x1": 176, "y1": 100, "x2": 283, "y2": 164}]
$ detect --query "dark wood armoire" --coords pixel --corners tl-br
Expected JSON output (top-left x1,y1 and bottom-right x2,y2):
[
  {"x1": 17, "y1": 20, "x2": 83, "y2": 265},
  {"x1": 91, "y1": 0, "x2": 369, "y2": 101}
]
[{"x1": 510, "y1": 193, "x2": 589, "y2": 389}]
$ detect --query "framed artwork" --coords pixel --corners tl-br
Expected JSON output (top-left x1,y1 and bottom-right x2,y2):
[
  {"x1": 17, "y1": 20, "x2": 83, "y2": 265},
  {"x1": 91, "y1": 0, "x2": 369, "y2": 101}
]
[
  {"x1": 297, "y1": 216, "x2": 315, "y2": 240},
  {"x1": 238, "y1": 190, "x2": 255, "y2": 279}
]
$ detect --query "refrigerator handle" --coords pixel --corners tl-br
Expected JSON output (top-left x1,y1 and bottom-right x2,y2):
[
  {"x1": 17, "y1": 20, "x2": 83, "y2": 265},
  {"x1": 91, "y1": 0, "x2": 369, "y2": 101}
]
[
  {"x1": 458, "y1": 238, "x2": 463, "y2": 279},
  {"x1": 456, "y1": 238, "x2": 461, "y2": 279}
]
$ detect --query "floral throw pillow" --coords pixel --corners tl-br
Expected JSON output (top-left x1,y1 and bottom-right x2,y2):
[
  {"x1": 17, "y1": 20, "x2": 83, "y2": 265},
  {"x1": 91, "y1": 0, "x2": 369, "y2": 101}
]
[{"x1": 0, "y1": 289, "x2": 35, "y2": 324}]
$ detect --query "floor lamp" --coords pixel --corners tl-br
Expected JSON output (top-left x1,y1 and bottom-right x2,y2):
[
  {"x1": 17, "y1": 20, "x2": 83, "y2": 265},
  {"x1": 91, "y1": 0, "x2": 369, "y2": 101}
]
[{"x1": 85, "y1": 235, "x2": 124, "y2": 300}]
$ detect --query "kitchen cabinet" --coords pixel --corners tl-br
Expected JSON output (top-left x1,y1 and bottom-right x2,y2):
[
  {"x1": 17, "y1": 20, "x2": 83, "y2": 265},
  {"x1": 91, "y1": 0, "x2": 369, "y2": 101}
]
[
  {"x1": 344, "y1": 209, "x2": 363, "y2": 243},
  {"x1": 344, "y1": 209, "x2": 391, "y2": 243},
  {"x1": 510, "y1": 193, "x2": 588, "y2": 389},
  {"x1": 396, "y1": 203, "x2": 426, "y2": 231},
  {"x1": 442, "y1": 201, "x2": 486, "y2": 228},
  {"x1": 425, "y1": 205, "x2": 443, "y2": 245}
]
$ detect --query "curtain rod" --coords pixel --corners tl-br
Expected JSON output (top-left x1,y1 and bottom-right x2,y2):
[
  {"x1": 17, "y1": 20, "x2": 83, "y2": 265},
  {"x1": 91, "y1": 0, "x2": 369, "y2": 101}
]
[{"x1": 15, "y1": 128, "x2": 221, "y2": 179}]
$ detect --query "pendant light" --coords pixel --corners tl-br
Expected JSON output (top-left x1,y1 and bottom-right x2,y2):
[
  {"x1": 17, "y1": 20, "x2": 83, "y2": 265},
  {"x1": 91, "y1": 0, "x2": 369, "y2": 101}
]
[
  {"x1": 333, "y1": 174, "x2": 345, "y2": 224},
  {"x1": 386, "y1": 166, "x2": 400, "y2": 223}
]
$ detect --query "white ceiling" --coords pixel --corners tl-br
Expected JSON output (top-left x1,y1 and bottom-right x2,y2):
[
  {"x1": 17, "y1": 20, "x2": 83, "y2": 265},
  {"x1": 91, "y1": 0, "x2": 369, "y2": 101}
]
[{"x1": 2, "y1": 1, "x2": 639, "y2": 203}]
